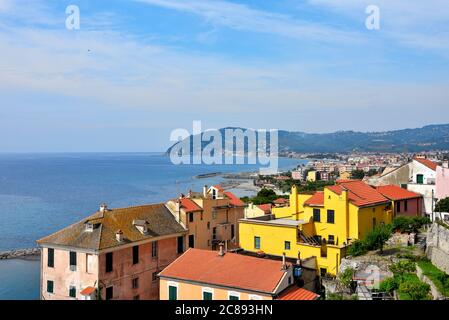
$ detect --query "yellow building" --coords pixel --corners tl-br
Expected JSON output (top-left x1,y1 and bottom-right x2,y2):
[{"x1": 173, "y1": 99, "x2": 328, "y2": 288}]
[
  {"x1": 238, "y1": 180, "x2": 393, "y2": 276},
  {"x1": 339, "y1": 171, "x2": 351, "y2": 180},
  {"x1": 307, "y1": 170, "x2": 317, "y2": 182}
]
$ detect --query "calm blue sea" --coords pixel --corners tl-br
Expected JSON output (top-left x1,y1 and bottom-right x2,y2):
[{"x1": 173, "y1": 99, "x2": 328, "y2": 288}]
[{"x1": 0, "y1": 153, "x2": 303, "y2": 299}]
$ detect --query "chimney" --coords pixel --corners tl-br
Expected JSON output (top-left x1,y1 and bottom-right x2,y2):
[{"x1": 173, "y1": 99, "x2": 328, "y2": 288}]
[
  {"x1": 203, "y1": 185, "x2": 208, "y2": 198},
  {"x1": 281, "y1": 252, "x2": 287, "y2": 270},
  {"x1": 218, "y1": 243, "x2": 225, "y2": 257},
  {"x1": 116, "y1": 230, "x2": 124, "y2": 242},
  {"x1": 296, "y1": 251, "x2": 301, "y2": 266},
  {"x1": 100, "y1": 203, "x2": 108, "y2": 213}
]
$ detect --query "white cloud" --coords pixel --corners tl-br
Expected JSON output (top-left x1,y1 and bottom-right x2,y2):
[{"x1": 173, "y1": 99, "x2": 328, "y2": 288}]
[{"x1": 135, "y1": 0, "x2": 361, "y2": 43}]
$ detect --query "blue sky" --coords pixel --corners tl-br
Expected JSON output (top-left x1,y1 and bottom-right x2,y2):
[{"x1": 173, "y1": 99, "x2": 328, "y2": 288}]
[{"x1": 1, "y1": 0, "x2": 449, "y2": 151}]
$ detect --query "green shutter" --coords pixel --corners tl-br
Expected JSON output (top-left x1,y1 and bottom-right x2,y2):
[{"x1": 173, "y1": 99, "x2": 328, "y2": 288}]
[
  {"x1": 169, "y1": 286, "x2": 177, "y2": 300},
  {"x1": 203, "y1": 291, "x2": 213, "y2": 300},
  {"x1": 47, "y1": 281, "x2": 54, "y2": 293},
  {"x1": 229, "y1": 295, "x2": 239, "y2": 300}
]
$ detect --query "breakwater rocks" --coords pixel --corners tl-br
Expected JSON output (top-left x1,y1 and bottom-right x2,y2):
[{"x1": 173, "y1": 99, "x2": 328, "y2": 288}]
[{"x1": 0, "y1": 248, "x2": 41, "y2": 260}]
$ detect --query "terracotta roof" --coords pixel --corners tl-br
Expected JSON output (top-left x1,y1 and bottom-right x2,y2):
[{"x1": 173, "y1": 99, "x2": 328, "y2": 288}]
[
  {"x1": 159, "y1": 248, "x2": 288, "y2": 294},
  {"x1": 278, "y1": 286, "x2": 320, "y2": 300},
  {"x1": 80, "y1": 286, "x2": 96, "y2": 296},
  {"x1": 37, "y1": 203, "x2": 186, "y2": 250},
  {"x1": 376, "y1": 185, "x2": 422, "y2": 201},
  {"x1": 180, "y1": 198, "x2": 202, "y2": 212},
  {"x1": 257, "y1": 204, "x2": 272, "y2": 214},
  {"x1": 223, "y1": 191, "x2": 245, "y2": 207},
  {"x1": 213, "y1": 185, "x2": 224, "y2": 192},
  {"x1": 303, "y1": 192, "x2": 324, "y2": 206},
  {"x1": 273, "y1": 198, "x2": 287, "y2": 204},
  {"x1": 328, "y1": 180, "x2": 390, "y2": 207},
  {"x1": 414, "y1": 158, "x2": 438, "y2": 171}
]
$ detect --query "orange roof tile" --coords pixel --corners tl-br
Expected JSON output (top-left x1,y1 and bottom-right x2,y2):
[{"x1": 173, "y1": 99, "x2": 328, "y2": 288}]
[
  {"x1": 328, "y1": 180, "x2": 390, "y2": 207},
  {"x1": 414, "y1": 158, "x2": 438, "y2": 171},
  {"x1": 278, "y1": 286, "x2": 320, "y2": 300},
  {"x1": 273, "y1": 198, "x2": 287, "y2": 204},
  {"x1": 179, "y1": 198, "x2": 203, "y2": 212},
  {"x1": 213, "y1": 185, "x2": 225, "y2": 192},
  {"x1": 223, "y1": 191, "x2": 245, "y2": 207},
  {"x1": 376, "y1": 185, "x2": 422, "y2": 201},
  {"x1": 257, "y1": 204, "x2": 272, "y2": 214},
  {"x1": 159, "y1": 248, "x2": 288, "y2": 294},
  {"x1": 304, "y1": 192, "x2": 324, "y2": 206}
]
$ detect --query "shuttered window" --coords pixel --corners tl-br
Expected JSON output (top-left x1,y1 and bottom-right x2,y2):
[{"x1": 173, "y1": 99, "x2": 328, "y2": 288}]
[{"x1": 47, "y1": 248, "x2": 54, "y2": 268}]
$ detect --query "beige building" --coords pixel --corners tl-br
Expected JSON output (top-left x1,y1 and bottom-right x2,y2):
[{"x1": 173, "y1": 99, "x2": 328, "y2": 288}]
[
  {"x1": 37, "y1": 203, "x2": 187, "y2": 300},
  {"x1": 159, "y1": 248, "x2": 319, "y2": 300},
  {"x1": 165, "y1": 185, "x2": 245, "y2": 251}
]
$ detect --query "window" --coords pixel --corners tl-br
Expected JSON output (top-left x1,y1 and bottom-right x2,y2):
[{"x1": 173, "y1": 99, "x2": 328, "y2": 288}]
[
  {"x1": 417, "y1": 174, "x2": 424, "y2": 184},
  {"x1": 47, "y1": 280, "x2": 54, "y2": 294},
  {"x1": 249, "y1": 295, "x2": 262, "y2": 300},
  {"x1": 168, "y1": 285, "x2": 177, "y2": 300},
  {"x1": 106, "y1": 286, "x2": 113, "y2": 300},
  {"x1": 133, "y1": 295, "x2": 140, "y2": 300},
  {"x1": 189, "y1": 212, "x2": 194, "y2": 223},
  {"x1": 203, "y1": 289, "x2": 213, "y2": 300},
  {"x1": 320, "y1": 268, "x2": 327, "y2": 277},
  {"x1": 69, "y1": 286, "x2": 76, "y2": 298},
  {"x1": 152, "y1": 241, "x2": 158, "y2": 258},
  {"x1": 188, "y1": 234, "x2": 195, "y2": 248},
  {"x1": 288, "y1": 276, "x2": 292, "y2": 285},
  {"x1": 328, "y1": 235, "x2": 335, "y2": 245},
  {"x1": 231, "y1": 224, "x2": 235, "y2": 239},
  {"x1": 69, "y1": 251, "x2": 77, "y2": 271},
  {"x1": 152, "y1": 272, "x2": 158, "y2": 282},
  {"x1": 228, "y1": 292, "x2": 240, "y2": 300},
  {"x1": 254, "y1": 236, "x2": 261, "y2": 249},
  {"x1": 327, "y1": 210, "x2": 335, "y2": 223},
  {"x1": 132, "y1": 246, "x2": 139, "y2": 265},
  {"x1": 86, "y1": 254, "x2": 94, "y2": 274},
  {"x1": 207, "y1": 222, "x2": 210, "y2": 230},
  {"x1": 397, "y1": 201, "x2": 401, "y2": 213},
  {"x1": 47, "y1": 248, "x2": 54, "y2": 268},
  {"x1": 404, "y1": 200, "x2": 408, "y2": 212},
  {"x1": 212, "y1": 227, "x2": 217, "y2": 240},
  {"x1": 106, "y1": 252, "x2": 113, "y2": 273},
  {"x1": 177, "y1": 236, "x2": 184, "y2": 254},
  {"x1": 284, "y1": 241, "x2": 291, "y2": 250},
  {"x1": 132, "y1": 277, "x2": 139, "y2": 289},
  {"x1": 313, "y1": 209, "x2": 321, "y2": 222}
]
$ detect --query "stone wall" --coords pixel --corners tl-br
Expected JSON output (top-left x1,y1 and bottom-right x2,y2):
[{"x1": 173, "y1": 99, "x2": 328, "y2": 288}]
[
  {"x1": 416, "y1": 264, "x2": 445, "y2": 300},
  {"x1": 426, "y1": 223, "x2": 449, "y2": 274}
]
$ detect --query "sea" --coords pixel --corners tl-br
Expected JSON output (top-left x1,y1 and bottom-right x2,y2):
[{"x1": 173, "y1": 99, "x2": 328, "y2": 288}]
[{"x1": 0, "y1": 153, "x2": 305, "y2": 300}]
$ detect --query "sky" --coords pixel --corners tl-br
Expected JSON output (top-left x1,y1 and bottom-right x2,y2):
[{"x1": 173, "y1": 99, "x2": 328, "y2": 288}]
[{"x1": 1, "y1": 0, "x2": 449, "y2": 152}]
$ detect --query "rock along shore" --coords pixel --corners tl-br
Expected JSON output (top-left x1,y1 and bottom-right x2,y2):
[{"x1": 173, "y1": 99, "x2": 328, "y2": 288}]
[{"x1": 0, "y1": 248, "x2": 41, "y2": 260}]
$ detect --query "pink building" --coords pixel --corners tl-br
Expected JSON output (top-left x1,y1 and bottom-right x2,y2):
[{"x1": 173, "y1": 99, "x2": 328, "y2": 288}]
[
  {"x1": 436, "y1": 162, "x2": 449, "y2": 201},
  {"x1": 37, "y1": 203, "x2": 187, "y2": 300},
  {"x1": 376, "y1": 185, "x2": 423, "y2": 217}
]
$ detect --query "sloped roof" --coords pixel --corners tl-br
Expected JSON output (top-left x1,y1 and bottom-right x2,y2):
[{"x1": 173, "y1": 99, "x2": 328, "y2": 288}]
[
  {"x1": 376, "y1": 185, "x2": 422, "y2": 201},
  {"x1": 37, "y1": 204, "x2": 186, "y2": 251},
  {"x1": 328, "y1": 180, "x2": 390, "y2": 207},
  {"x1": 303, "y1": 191, "x2": 324, "y2": 206},
  {"x1": 179, "y1": 198, "x2": 203, "y2": 212},
  {"x1": 257, "y1": 204, "x2": 272, "y2": 214},
  {"x1": 414, "y1": 158, "x2": 438, "y2": 171},
  {"x1": 273, "y1": 198, "x2": 288, "y2": 204},
  {"x1": 159, "y1": 248, "x2": 287, "y2": 294},
  {"x1": 278, "y1": 286, "x2": 320, "y2": 300},
  {"x1": 223, "y1": 191, "x2": 246, "y2": 207}
]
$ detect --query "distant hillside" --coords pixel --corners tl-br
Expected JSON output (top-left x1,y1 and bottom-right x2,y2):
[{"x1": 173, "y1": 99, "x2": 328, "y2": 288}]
[{"x1": 167, "y1": 124, "x2": 449, "y2": 154}]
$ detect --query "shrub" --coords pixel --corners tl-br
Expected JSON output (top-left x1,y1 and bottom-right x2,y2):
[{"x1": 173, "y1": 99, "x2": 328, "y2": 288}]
[
  {"x1": 347, "y1": 240, "x2": 367, "y2": 256},
  {"x1": 326, "y1": 293, "x2": 344, "y2": 300},
  {"x1": 379, "y1": 277, "x2": 398, "y2": 293},
  {"x1": 435, "y1": 197, "x2": 449, "y2": 213},
  {"x1": 338, "y1": 268, "x2": 355, "y2": 288},
  {"x1": 398, "y1": 279, "x2": 430, "y2": 300},
  {"x1": 389, "y1": 260, "x2": 416, "y2": 275},
  {"x1": 392, "y1": 216, "x2": 431, "y2": 233}
]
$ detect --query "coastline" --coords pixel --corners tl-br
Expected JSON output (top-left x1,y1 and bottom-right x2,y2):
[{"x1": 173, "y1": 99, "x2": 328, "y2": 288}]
[{"x1": 0, "y1": 248, "x2": 40, "y2": 260}]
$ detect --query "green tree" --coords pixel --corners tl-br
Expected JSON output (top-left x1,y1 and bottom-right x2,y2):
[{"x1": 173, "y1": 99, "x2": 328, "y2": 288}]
[
  {"x1": 435, "y1": 197, "x2": 449, "y2": 213},
  {"x1": 364, "y1": 224, "x2": 392, "y2": 254},
  {"x1": 350, "y1": 169, "x2": 365, "y2": 180},
  {"x1": 347, "y1": 240, "x2": 367, "y2": 257},
  {"x1": 398, "y1": 280, "x2": 430, "y2": 300}
]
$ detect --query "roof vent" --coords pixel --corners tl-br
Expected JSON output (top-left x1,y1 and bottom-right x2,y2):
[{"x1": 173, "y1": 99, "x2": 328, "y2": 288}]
[
  {"x1": 116, "y1": 230, "x2": 124, "y2": 242},
  {"x1": 133, "y1": 220, "x2": 149, "y2": 235}
]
